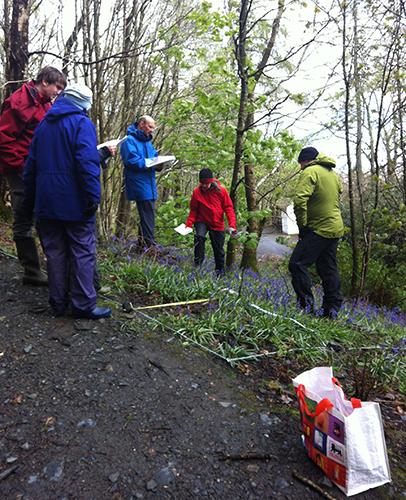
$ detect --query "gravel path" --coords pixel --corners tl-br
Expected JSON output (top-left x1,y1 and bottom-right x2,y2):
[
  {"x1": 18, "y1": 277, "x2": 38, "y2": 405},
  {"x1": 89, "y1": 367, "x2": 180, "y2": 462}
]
[{"x1": 0, "y1": 254, "x2": 400, "y2": 499}]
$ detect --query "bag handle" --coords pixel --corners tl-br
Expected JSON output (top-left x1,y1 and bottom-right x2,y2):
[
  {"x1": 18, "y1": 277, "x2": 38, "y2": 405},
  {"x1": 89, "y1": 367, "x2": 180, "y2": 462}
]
[
  {"x1": 296, "y1": 384, "x2": 333, "y2": 417},
  {"x1": 332, "y1": 377, "x2": 362, "y2": 408}
]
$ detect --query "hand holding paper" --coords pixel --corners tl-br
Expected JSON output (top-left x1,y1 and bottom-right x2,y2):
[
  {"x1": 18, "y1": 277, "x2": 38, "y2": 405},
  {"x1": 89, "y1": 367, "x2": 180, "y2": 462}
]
[
  {"x1": 145, "y1": 155, "x2": 176, "y2": 169},
  {"x1": 97, "y1": 136, "x2": 127, "y2": 150},
  {"x1": 174, "y1": 223, "x2": 193, "y2": 236}
]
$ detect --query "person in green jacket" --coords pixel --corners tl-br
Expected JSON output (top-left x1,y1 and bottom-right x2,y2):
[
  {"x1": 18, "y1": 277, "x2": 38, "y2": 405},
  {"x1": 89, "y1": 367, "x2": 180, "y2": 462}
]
[{"x1": 288, "y1": 147, "x2": 345, "y2": 318}]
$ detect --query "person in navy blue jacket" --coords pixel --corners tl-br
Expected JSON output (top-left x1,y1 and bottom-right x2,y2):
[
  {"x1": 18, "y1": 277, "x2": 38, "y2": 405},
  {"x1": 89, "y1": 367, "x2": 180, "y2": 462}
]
[
  {"x1": 120, "y1": 115, "x2": 158, "y2": 249},
  {"x1": 23, "y1": 83, "x2": 111, "y2": 320}
]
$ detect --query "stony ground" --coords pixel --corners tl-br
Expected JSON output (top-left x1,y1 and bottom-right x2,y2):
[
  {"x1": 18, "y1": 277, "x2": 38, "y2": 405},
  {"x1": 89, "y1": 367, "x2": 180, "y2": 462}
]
[{"x1": 0, "y1": 253, "x2": 402, "y2": 499}]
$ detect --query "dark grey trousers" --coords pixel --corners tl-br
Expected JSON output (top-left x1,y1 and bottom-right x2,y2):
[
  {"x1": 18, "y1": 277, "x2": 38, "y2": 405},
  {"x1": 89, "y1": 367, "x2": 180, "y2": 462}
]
[{"x1": 136, "y1": 200, "x2": 156, "y2": 247}]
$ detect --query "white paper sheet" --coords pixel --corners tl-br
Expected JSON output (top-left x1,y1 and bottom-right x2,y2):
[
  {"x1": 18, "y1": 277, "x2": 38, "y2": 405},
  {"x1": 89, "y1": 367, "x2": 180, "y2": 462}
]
[
  {"x1": 97, "y1": 136, "x2": 127, "y2": 150},
  {"x1": 174, "y1": 223, "x2": 193, "y2": 236},
  {"x1": 145, "y1": 155, "x2": 176, "y2": 168}
]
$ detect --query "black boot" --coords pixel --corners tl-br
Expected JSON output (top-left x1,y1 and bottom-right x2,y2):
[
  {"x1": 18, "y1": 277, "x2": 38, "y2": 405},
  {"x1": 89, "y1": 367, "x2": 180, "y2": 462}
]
[{"x1": 15, "y1": 237, "x2": 48, "y2": 286}]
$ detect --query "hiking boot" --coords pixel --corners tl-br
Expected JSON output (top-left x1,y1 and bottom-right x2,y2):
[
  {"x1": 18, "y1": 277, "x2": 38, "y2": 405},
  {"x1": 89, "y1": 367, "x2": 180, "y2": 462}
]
[{"x1": 71, "y1": 306, "x2": 112, "y2": 320}]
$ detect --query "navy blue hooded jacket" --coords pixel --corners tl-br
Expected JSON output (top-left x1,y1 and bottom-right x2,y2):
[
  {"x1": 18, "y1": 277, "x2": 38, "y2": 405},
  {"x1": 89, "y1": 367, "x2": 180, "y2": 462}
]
[
  {"x1": 23, "y1": 97, "x2": 100, "y2": 221},
  {"x1": 120, "y1": 123, "x2": 158, "y2": 201}
]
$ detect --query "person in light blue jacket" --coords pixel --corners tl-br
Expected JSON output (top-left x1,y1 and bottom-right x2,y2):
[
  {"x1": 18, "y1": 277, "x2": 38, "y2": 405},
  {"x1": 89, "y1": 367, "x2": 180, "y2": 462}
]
[
  {"x1": 23, "y1": 84, "x2": 111, "y2": 320},
  {"x1": 120, "y1": 115, "x2": 158, "y2": 249}
]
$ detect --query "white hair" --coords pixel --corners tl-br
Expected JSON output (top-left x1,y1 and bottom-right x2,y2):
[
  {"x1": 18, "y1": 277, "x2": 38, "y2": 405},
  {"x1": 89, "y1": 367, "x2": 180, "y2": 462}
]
[{"x1": 138, "y1": 115, "x2": 155, "y2": 124}]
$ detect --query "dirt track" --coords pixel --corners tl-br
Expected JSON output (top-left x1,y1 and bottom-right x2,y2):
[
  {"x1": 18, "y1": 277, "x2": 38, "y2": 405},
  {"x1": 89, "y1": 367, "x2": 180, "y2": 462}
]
[{"x1": 0, "y1": 254, "x2": 400, "y2": 499}]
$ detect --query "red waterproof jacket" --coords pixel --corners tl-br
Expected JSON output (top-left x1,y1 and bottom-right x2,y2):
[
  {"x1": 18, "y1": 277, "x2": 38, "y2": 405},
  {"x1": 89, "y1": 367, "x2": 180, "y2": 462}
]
[
  {"x1": 0, "y1": 81, "x2": 51, "y2": 174},
  {"x1": 186, "y1": 180, "x2": 237, "y2": 231}
]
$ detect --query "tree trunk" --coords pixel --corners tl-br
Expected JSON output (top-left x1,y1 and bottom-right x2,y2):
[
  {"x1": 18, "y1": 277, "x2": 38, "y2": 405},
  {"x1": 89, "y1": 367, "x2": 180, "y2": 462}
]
[
  {"x1": 226, "y1": 0, "x2": 285, "y2": 270},
  {"x1": 342, "y1": 0, "x2": 359, "y2": 295},
  {"x1": 225, "y1": 0, "x2": 250, "y2": 268},
  {"x1": 240, "y1": 113, "x2": 258, "y2": 270},
  {"x1": 359, "y1": 8, "x2": 399, "y2": 293},
  {"x1": 5, "y1": 0, "x2": 29, "y2": 96},
  {"x1": 114, "y1": 0, "x2": 138, "y2": 238}
]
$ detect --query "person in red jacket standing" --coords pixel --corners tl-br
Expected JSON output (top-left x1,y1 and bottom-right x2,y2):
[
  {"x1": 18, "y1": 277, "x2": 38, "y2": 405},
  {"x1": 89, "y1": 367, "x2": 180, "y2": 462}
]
[
  {"x1": 0, "y1": 66, "x2": 67, "y2": 285},
  {"x1": 185, "y1": 168, "x2": 237, "y2": 275}
]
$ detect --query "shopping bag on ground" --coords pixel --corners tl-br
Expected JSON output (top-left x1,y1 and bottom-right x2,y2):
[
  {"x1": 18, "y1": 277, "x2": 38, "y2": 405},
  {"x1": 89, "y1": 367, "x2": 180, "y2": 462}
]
[{"x1": 292, "y1": 366, "x2": 391, "y2": 496}]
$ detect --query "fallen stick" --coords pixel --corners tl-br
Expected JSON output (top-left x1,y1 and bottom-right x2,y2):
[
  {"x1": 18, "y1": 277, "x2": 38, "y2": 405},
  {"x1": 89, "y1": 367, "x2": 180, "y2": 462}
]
[
  {"x1": 131, "y1": 298, "x2": 210, "y2": 311},
  {"x1": 147, "y1": 358, "x2": 170, "y2": 376},
  {"x1": 292, "y1": 470, "x2": 337, "y2": 500},
  {"x1": 219, "y1": 452, "x2": 277, "y2": 461},
  {"x1": 0, "y1": 465, "x2": 19, "y2": 481}
]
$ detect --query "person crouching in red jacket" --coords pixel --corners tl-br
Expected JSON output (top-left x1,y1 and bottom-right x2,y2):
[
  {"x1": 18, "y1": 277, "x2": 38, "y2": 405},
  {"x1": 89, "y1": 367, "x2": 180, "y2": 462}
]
[{"x1": 185, "y1": 169, "x2": 237, "y2": 275}]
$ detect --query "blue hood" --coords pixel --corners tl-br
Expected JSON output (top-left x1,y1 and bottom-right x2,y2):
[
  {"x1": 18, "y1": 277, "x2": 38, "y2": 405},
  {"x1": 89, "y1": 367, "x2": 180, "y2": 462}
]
[
  {"x1": 126, "y1": 123, "x2": 152, "y2": 142},
  {"x1": 45, "y1": 96, "x2": 85, "y2": 122}
]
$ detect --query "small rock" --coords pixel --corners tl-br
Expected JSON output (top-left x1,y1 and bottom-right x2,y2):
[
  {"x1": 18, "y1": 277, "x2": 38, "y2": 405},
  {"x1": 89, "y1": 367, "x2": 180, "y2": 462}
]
[
  {"x1": 154, "y1": 466, "x2": 175, "y2": 486},
  {"x1": 43, "y1": 460, "x2": 64, "y2": 481},
  {"x1": 105, "y1": 364, "x2": 114, "y2": 373},
  {"x1": 6, "y1": 456, "x2": 18, "y2": 464},
  {"x1": 219, "y1": 402, "x2": 232, "y2": 408},
  {"x1": 23, "y1": 345, "x2": 33, "y2": 353},
  {"x1": 191, "y1": 383, "x2": 199, "y2": 389},
  {"x1": 109, "y1": 472, "x2": 120, "y2": 483},
  {"x1": 77, "y1": 418, "x2": 96, "y2": 428},
  {"x1": 260, "y1": 413, "x2": 281, "y2": 426},
  {"x1": 146, "y1": 479, "x2": 158, "y2": 491},
  {"x1": 27, "y1": 393, "x2": 38, "y2": 399},
  {"x1": 28, "y1": 474, "x2": 39, "y2": 484},
  {"x1": 274, "y1": 477, "x2": 289, "y2": 490},
  {"x1": 84, "y1": 390, "x2": 91, "y2": 397},
  {"x1": 20, "y1": 442, "x2": 30, "y2": 451},
  {"x1": 247, "y1": 464, "x2": 260, "y2": 473}
]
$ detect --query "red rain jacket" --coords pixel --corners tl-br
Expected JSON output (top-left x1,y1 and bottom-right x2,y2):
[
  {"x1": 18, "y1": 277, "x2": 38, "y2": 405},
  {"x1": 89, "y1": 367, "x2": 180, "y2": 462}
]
[
  {"x1": 186, "y1": 180, "x2": 236, "y2": 231},
  {"x1": 0, "y1": 80, "x2": 51, "y2": 174}
]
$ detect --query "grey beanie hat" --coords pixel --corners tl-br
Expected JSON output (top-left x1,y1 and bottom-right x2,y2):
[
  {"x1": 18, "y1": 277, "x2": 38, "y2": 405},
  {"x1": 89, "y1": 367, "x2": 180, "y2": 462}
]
[{"x1": 63, "y1": 83, "x2": 93, "y2": 111}]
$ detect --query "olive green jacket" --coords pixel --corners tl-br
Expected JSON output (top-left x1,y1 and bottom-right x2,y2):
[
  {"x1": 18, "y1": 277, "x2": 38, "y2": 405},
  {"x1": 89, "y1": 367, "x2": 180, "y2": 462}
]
[{"x1": 293, "y1": 154, "x2": 345, "y2": 239}]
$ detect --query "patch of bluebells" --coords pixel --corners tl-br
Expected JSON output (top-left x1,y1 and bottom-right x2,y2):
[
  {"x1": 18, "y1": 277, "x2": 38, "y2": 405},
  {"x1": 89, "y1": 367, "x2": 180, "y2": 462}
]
[
  {"x1": 378, "y1": 337, "x2": 406, "y2": 364},
  {"x1": 207, "y1": 301, "x2": 218, "y2": 312},
  {"x1": 341, "y1": 298, "x2": 406, "y2": 328},
  {"x1": 104, "y1": 236, "x2": 406, "y2": 329}
]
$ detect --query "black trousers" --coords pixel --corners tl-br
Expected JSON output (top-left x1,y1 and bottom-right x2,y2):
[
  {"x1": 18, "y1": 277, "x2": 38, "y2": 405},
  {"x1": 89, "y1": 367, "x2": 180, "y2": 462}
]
[
  {"x1": 136, "y1": 200, "x2": 155, "y2": 247},
  {"x1": 288, "y1": 231, "x2": 342, "y2": 316},
  {"x1": 194, "y1": 222, "x2": 225, "y2": 273}
]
